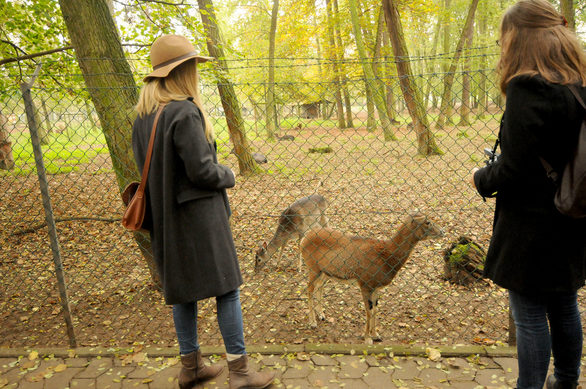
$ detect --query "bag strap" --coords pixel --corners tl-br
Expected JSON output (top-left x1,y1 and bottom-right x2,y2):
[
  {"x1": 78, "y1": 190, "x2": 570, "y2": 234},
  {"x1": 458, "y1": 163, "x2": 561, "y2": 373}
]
[
  {"x1": 539, "y1": 85, "x2": 586, "y2": 183},
  {"x1": 567, "y1": 84, "x2": 586, "y2": 112},
  {"x1": 138, "y1": 103, "x2": 166, "y2": 192}
]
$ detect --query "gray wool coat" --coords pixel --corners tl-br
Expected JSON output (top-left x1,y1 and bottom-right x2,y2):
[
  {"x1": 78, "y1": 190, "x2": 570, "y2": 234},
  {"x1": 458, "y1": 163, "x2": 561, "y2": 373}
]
[{"x1": 132, "y1": 99, "x2": 242, "y2": 305}]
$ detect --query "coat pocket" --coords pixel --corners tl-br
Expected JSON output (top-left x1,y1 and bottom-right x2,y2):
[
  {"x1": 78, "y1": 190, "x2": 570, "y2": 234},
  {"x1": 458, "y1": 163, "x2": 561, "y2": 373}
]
[{"x1": 177, "y1": 187, "x2": 218, "y2": 204}]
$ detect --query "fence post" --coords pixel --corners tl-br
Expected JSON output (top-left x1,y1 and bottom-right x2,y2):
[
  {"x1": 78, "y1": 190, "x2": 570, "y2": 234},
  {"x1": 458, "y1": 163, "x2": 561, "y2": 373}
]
[{"x1": 20, "y1": 65, "x2": 77, "y2": 348}]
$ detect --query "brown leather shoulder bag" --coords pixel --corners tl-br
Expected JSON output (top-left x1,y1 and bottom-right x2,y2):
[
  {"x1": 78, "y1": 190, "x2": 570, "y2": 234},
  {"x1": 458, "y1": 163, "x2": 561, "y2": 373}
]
[{"x1": 122, "y1": 104, "x2": 166, "y2": 231}]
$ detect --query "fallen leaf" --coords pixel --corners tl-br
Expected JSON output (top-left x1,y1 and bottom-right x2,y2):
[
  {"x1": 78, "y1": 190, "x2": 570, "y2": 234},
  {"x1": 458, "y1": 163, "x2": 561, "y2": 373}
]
[
  {"x1": 28, "y1": 351, "x2": 39, "y2": 361},
  {"x1": 426, "y1": 347, "x2": 442, "y2": 362},
  {"x1": 54, "y1": 364, "x2": 67, "y2": 372}
]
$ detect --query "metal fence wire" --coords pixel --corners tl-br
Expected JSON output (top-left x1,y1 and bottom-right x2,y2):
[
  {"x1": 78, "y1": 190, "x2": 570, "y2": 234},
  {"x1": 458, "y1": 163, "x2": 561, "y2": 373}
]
[{"x1": 2, "y1": 56, "x2": 584, "y2": 349}]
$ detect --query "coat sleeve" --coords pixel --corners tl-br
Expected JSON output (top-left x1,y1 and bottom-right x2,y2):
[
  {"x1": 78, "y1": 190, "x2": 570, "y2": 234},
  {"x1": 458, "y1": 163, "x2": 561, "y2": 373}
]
[
  {"x1": 172, "y1": 106, "x2": 235, "y2": 190},
  {"x1": 474, "y1": 76, "x2": 552, "y2": 198}
]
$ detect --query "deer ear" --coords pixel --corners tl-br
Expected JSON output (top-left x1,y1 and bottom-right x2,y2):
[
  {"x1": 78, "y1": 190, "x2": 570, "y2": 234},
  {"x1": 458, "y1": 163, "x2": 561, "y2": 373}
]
[{"x1": 262, "y1": 241, "x2": 268, "y2": 249}]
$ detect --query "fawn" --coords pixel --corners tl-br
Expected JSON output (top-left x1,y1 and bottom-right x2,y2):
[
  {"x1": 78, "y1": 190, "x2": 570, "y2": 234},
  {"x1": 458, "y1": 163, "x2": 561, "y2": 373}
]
[
  {"x1": 255, "y1": 193, "x2": 328, "y2": 272},
  {"x1": 300, "y1": 212, "x2": 444, "y2": 344}
]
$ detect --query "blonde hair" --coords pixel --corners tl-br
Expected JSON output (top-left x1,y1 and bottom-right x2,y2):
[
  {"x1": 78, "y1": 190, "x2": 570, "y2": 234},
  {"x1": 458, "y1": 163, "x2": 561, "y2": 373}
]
[
  {"x1": 136, "y1": 59, "x2": 215, "y2": 143},
  {"x1": 497, "y1": 0, "x2": 586, "y2": 94}
]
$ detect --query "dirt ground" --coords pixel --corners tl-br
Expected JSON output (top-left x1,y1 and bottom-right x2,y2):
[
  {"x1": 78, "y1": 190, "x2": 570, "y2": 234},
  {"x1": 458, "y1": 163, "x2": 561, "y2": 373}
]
[{"x1": 2, "y1": 116, "x2": 583, "y2": 349}]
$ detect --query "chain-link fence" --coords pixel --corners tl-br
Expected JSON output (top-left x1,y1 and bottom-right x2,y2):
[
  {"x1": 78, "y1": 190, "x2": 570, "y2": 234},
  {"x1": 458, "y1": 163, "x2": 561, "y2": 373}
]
[{"x1": 2, "y1": 55, "x2": 582, "y2": 349}]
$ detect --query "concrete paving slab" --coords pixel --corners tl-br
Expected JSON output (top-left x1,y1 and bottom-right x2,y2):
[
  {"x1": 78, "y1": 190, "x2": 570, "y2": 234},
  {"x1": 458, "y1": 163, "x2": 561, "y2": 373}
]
[{"x1": 0, "y1": 346, "x2": 579, "y2": 389}]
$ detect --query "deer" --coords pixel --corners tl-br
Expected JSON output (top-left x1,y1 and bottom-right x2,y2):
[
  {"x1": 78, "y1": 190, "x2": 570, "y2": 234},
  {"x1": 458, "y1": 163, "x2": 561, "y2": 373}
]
[
  {"x1": 255, "y1": 184, "x2": 328, "y2": 273},
  {"x1": 300, "y1": 212, "x2": 444, "y2": 344}
]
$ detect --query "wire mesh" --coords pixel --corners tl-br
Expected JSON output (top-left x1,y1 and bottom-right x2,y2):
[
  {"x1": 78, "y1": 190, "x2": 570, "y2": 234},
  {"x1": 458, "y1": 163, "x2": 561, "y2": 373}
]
[{"x1": 2, "y1": 57, "x2": 582, "y2": 350}]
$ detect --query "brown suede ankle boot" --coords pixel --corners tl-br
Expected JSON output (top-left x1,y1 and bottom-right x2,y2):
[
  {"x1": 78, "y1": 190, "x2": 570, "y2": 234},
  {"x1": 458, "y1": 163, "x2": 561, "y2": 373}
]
[
  {"x1": 178, "y1": 350, "x2": 224, "y2": 389},
  {"x1": 227, "y1": 355, "x2": 275, "y2": 389}
]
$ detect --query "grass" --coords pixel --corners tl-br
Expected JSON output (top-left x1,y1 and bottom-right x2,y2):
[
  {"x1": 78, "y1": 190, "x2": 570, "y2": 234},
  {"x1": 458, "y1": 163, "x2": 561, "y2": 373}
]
[{"x1": 2, "y1": 124, "x2": 110, "y2": 176}]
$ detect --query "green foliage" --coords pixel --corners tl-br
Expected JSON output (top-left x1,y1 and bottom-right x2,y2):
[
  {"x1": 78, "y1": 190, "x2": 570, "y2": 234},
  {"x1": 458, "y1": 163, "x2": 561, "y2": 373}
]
[{"x1": 3, "y1": 126, "x2": 108, "y2": 176}]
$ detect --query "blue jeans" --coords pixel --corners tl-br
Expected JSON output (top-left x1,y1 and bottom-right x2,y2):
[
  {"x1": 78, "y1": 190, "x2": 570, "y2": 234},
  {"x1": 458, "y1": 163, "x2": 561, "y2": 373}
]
[
  {"x1": 172, "y1": 289, "x2": 246, "y2": 355},
  {"x1": 509, "y1": 290, "x2": 583, "y2": 389}
]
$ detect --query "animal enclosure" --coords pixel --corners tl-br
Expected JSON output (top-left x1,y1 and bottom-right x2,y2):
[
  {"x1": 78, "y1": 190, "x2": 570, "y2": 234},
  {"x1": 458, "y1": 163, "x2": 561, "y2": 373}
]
[{"x1": 2, "y1": 59, "x2": 585, "y2": 350}]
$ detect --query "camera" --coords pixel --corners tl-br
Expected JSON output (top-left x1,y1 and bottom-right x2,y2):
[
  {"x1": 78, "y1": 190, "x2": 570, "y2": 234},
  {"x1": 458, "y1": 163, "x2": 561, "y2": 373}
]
[{"x1": 484, "y1": 148, "x2": 500, "y2": 166}]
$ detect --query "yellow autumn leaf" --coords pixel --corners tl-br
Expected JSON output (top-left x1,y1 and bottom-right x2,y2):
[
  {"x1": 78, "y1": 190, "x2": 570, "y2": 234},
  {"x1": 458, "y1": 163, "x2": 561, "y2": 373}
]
[
  {"x1": 54, "y1": 364, "x2": 67, "y2": 372},
  {"x1": 28, "y1": 351, "x2": 39, "y2": 361},
  {"x1": 426, "y1": 347, "x2": 442, "y2": 362}
]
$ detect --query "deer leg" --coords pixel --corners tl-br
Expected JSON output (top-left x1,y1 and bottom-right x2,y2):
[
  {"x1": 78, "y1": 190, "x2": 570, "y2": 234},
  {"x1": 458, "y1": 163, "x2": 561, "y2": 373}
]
[
  {"x1": 370, "y1": 290, "x2": 382, "y2": 342},
  {"x1": 307, "y1": 271, "x2": 320, "y2": 328},
  {"x1": 314, "y1": 273, "x2": 328, "y2": 322},
  {"x1": 297, "y1": 237, "x2": 304, "y2": 272},
  {"x1": 320, "y1": 214, "x2": 329, "y2": 228},
  {"x1": 359, "y1": 286, "x2": 374, "y2": 345}
]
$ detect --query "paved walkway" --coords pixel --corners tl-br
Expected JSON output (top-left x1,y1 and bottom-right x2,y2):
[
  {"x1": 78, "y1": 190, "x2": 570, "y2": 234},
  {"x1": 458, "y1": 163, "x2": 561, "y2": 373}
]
[{"x1": 0, "y1": 345, "x2": 581, "y2": 388}]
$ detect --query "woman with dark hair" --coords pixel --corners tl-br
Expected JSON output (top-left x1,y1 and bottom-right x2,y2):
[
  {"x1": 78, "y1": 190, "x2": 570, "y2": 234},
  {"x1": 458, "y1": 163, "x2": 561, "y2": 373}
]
[
  {"x1": 472, "y1": 1, "x2": 586, "y2": 388},
  {"x1": 133, "y1": 34, "x2": 275, "y2": 389}
]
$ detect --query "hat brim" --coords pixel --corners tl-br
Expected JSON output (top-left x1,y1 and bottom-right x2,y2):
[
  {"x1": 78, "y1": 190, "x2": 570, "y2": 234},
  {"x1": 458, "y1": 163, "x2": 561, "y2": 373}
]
[{"x1": 143, "y1": 55, "x2": 214, "y2": 82}]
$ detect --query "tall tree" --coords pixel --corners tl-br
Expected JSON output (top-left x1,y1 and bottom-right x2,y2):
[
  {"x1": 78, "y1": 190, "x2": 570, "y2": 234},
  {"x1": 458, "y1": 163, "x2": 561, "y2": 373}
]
[
  {"x1": 560, "y1": 0, "x2": 575, "y2": 31},
  {"x1": 382, "y1": 0, "x2": 442, "y2": 155},
  {"x1": 58, "y1": 0, "x2": 160, "y2": 287},
  {"x1": 266, "y1": 0, "x2": 279, "y2": 141},
  {"x1": 436, "y1": 0, "x2": 480, "y2": 129},
  {"x1": 333, "y1": 0, "x2": 353, "y2": 128},
  {"x1": 197, "y1": 0, "x2": 260, "y2": 174},
  {"x1": 325, "y1": 0, "x2": 346, "y2": 129},
  {"x1": 458, "y1": 4, "x2": 475, "y2": 126},
  {"x1": 0, "y1": 108, "x2": 14, "y2": 170},
  {"x1": 348, "y1": 0, "x2": 395, "y2": 141}
]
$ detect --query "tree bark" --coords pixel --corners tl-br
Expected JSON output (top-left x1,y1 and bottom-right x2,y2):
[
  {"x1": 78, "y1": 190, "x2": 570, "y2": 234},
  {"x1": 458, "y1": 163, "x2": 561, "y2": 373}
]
[
  {"x1": 0, "y1": 108, "x2": 15, "y2": 170},
  {"x1": 325, "y1": 0, "x2": 345, "y2": 129},
  {"x1": 458, "y1": 9, "x2": 475, "y2": 126},
  {"x1": 333, "y1": 0, "x2": 353, "y2": 129},
  {"x1": 560, "y1": 0, "x2": 575, "y2": 31},
  {"x1": 40, "y1": 98, "x2": 52, "y2": 143},
  {"x1": 265, "y1": 0, "x2": 279, "y2": 141},
  {"x1": 382, "y1": 0, "x2": 441, "y2": 155},
  {"x1": 348, "y1": 0, "x2": 395, "y2": 141},
  {"x1": 436, "y1": 0, "x2": 480, "y2": 129},
  {"x1": 58, "y1": 0, "x2": 161, "y2": 288},
  {"x1": 197, "y1": 0, "x2": 260, "y2": 175}
]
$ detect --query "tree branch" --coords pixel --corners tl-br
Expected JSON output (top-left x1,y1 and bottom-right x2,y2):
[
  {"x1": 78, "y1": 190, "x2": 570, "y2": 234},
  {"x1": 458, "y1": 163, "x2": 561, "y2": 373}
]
[{"x1": 0, "y1": 45, "x2": 74, "y2": 66}]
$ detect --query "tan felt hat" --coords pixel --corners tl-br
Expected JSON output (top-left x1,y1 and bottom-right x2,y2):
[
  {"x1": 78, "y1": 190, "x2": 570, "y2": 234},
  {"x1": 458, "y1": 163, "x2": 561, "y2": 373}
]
[{"x1": 144, "y1": 34, "x2": 213, "y2": 81}]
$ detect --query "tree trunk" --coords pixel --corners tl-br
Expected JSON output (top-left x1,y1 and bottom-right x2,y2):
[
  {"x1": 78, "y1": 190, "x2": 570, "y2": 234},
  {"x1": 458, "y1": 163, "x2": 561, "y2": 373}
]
[
  {"x1": 458, "y1": 9, "x2": 474, "y2": 126},
  {"x1": 311, "y1": 0, "x2": 323, "y2": 81},
  {"x1": 58, "y1": 0, "x2": 161, "y2": 288},
  {"x1": 265, "y1": 0, "x2": 278, "y2": 141},
  {"x1": 40, "y1": 98, "x2": 52, "y2": 142},
  {"x1": 381, "y1": 19, "x2": 398, "y2": 121},
  {"x1": 560, "y1": 0, "x2": 575, "y2": 31},
  {"x1": 0, "y1": 108, "x2": 15, "y2": 170},
  {"x1": 364, "y1": 78, "x2": 376, "y2": 132},
  {"x1": 348, "y1": 0, "x2": 395, "y2": 141},
  {"x1": 325, "y1": 0, "x2": 345, "y2": 129},
  {"x1": 333, "y1": 0, "x2": 353, "y2": 129},
  {"x1": 442, "y1": 0, "x2": 451, "y2": 75},
  {"x1": 424, "y1": 13, "x2": 442, "y2": 109},
  {"x1": 382, "y1": 0, "x2": 441, "y2": 155},
  {"x1": 436, "y1": 0, "x2": 480, "y2": 130},
  {"x1": 478, "y1": 0, "x2": 489, "y2": 115},
  {"x1": 197, "y1": 0, "x2": 260, "y2": 175}
]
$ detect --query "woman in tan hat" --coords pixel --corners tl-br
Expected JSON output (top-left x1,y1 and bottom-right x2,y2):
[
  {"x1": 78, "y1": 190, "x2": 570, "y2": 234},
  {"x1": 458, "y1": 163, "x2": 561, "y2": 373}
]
[{"x1": 132, "y1": 34, "x2": 275, "y2": 389}]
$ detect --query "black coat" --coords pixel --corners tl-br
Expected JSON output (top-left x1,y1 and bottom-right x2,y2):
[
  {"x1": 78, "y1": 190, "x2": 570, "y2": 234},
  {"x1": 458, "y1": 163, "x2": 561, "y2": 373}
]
[
  {"x1": 132, "y1": 99, "x2": 242, "y2": 305},
  {"x1": 474, "y1": 75, "x2": 586, "y2": 295}
]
